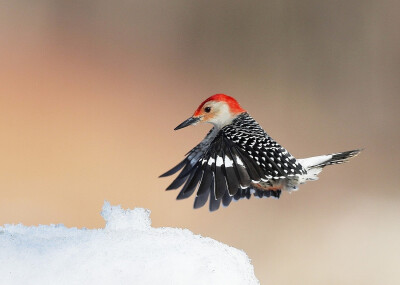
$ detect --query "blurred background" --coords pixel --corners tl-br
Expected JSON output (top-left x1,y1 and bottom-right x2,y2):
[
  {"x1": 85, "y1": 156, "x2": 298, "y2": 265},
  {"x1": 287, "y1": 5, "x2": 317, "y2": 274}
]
[{"x1": 0, "y1": 1, "x2": 399, "y2": 284}]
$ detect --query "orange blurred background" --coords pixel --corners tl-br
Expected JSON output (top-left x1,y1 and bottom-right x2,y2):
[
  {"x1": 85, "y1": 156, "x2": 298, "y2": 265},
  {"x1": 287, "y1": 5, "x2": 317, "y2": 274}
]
[{"x1": 1, "y1": 1, "x2": 399, "y2": 284}]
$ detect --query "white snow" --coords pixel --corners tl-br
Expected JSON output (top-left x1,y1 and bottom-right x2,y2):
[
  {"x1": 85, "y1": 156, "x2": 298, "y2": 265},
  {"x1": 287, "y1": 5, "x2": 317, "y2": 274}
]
[{"x1": 0, "y1": 202, "x2": 259, "y2": 285}]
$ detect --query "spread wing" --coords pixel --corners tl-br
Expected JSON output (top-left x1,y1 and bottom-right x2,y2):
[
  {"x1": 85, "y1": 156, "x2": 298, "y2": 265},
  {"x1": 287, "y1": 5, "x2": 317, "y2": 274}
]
[
  {"x1": 161, "y1": 113, "x2": 306, "y2": 211},
  {"x1": 159, "y1": 128, "x2": 217, "y2": 191},
  {"x1": 221, "y1": 114, "x2": 306, "y2": 180},
  {"x1": 170, "y1": 133, "x2": 256, "y2": 212}
]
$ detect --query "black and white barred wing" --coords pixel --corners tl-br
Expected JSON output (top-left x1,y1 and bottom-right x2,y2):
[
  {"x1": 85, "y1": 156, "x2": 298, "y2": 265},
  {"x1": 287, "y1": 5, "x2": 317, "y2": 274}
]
[
  {"x1": 222, "y1": 113, "x2": 306, "y2": 180},
  {"x1": 161, "y1": 113, "x2": 306, "y2": 211},
  {"x1": 159, "y1": 128, "x2": 216, "y2": 191},
  {"x1": 176, "y1": 133, "x2": 261, "y2": 211},
  {"x1": 160, "y1": 128, "x2": 258, "y2": 211}
]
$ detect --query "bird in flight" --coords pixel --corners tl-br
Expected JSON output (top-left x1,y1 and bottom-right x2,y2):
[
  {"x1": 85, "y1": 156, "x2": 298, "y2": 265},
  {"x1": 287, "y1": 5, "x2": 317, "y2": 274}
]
[{"x1": 160, "y1": 94, "x2": 361, "y2": 211}]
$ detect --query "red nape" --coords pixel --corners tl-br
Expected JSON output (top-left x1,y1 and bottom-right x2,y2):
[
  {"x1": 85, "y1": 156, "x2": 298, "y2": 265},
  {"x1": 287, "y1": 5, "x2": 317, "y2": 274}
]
[{"x1": 193, "y1": 94, "x2": 246, "y2": 116}]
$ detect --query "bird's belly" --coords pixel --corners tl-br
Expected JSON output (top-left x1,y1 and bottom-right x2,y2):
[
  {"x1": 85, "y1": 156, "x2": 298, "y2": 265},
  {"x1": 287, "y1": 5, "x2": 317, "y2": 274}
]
[
  {"x1": 252, "y1": 178, "x2": 300, "y2": 192},
  {"x1": 251, "y1": 180, "x2": 283, "y2": 191}
]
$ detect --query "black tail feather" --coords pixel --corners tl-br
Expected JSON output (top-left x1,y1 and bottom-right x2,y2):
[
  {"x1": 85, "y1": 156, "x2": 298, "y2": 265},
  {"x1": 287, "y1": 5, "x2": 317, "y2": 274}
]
[{"x1": 310, "y1": 149, "x2": 363, "y2": 169}]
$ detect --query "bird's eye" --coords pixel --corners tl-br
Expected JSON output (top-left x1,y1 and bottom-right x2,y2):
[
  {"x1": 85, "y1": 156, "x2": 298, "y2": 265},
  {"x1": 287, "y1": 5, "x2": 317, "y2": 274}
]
[{"x1": 204, "y1": 107, "x2": 211, "y2": 113}]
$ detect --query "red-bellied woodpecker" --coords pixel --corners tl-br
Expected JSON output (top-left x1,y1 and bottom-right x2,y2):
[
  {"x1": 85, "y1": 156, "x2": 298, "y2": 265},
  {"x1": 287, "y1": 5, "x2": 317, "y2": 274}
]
[{"x1": 160, "y1": 94, "x2": 362, "y2": 211}]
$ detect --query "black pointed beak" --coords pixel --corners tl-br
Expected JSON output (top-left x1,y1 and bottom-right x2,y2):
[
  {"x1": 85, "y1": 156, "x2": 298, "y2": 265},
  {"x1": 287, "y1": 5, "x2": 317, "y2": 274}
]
[{"x1": 174, "y1": 116, "x2": 200, "y2": 130}]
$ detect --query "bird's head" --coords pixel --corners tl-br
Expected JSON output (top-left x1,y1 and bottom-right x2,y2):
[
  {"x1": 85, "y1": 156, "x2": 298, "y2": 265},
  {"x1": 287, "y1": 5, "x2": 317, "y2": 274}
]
[{"x1": 175, "y1": 94, "x2": 246, "y2": 130}]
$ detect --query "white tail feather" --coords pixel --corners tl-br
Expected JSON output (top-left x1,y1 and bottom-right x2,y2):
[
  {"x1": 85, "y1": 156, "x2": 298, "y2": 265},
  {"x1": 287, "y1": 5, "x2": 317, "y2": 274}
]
[{"x1": 296, "y1": 149, "x2": 362, "y2": 184}]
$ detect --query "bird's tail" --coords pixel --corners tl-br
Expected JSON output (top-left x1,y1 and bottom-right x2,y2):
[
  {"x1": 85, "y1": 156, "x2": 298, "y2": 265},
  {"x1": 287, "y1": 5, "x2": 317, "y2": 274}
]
[{"x1": 297, "y1": 149, "x2": 362, "y2": 182}]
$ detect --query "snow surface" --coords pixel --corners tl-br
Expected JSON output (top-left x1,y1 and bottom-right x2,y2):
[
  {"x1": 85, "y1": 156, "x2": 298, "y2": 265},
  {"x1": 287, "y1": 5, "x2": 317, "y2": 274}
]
[{"x1": 0, "y1": 202, "x2": 259, "y2": 285}]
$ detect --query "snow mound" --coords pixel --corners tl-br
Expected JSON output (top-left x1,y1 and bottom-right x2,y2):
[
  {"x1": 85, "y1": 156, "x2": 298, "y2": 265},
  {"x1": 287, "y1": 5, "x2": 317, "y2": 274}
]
[{"x1": 0, "y1": 202, "x2": 259, "y2": 285}]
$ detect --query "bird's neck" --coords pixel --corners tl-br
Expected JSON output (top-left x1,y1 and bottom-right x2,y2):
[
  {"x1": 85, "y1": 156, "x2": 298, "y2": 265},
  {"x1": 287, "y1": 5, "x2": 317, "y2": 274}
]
[{"x1": 208, "y1": 106, "x2": 244, "y2": 130}]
